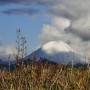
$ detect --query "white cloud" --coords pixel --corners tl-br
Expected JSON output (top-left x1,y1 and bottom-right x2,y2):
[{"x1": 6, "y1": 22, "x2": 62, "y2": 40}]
[
  {"x1": 0, "y1": 44, "x2": 16, "y2": 61},
  {"x1": 49, "y1": 0, "x2": 90, "y2": 18},
  {"x1": 52, "y1": 16, "x2": 71, "y2": 30},
  {"x1": 71, "y1": 16, "x2": 90, "y2": 40},
  {"x1": 47, "y1": 0, "x2": 90, "y2": 40},
  {"x1": 39, "y1": 16, "x2": 71, "y2": 42},
  {"x1": 40, "y1": 16, "x2": 72, "y2": 43}
]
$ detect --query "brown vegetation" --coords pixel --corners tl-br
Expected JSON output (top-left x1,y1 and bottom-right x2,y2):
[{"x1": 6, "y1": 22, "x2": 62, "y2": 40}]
[{"x1": 0, "y1": 63, "x2": 90, "y2": 90}]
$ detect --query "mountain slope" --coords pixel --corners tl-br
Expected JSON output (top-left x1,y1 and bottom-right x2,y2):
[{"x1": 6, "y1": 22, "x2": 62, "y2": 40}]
[{"x1": 26, "y1": 41, "x2": 88, "y2": 65}]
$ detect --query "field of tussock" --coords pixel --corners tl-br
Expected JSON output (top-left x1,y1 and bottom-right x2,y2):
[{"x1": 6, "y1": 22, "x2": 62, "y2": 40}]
[{"x1": 0, "y1": 63, "x2": 90, "y2": 90}]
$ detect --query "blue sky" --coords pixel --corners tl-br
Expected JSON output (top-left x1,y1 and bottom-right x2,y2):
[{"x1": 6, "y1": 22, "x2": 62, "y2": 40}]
[{"x1": 0, "y1": 4, "x2": 51, "y2": 53}]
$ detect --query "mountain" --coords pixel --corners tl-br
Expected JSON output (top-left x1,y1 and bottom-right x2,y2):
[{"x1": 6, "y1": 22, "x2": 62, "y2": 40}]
[
  {"x1": 26, "y1": 41, "x2": 88, "y2": 65},
  {"x1": 0, "y1": 40, "x2": 88, "y2": 71}
]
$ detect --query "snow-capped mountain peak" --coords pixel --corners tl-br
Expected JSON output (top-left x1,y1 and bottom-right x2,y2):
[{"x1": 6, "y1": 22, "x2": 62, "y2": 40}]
[
  {"x1": 42, "y1": 41, "x2": 73, "y2": 54},
  {"x1": 27, "y1": 40, "x2": 88, "y2": 65}
]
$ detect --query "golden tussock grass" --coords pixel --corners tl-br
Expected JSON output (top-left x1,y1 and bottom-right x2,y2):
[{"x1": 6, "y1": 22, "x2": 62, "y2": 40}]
[{"x1": 0, "y1": 63, "x2": 90, "y2": 90}]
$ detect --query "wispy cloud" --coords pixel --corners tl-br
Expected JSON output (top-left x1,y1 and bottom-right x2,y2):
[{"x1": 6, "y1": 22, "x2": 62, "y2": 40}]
[
  {"x1": 1, "y1": 8, "x2": 39, "y2": 15},
  {"x1": 0, "y1": 0, "x2": 32, "y2": 4},
  {"x1": 0, "y1": 0, "x2": 55, "y2": 5},
  {"x1": 0, "y1": 0, "x2": 49, "y2": 15}
]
